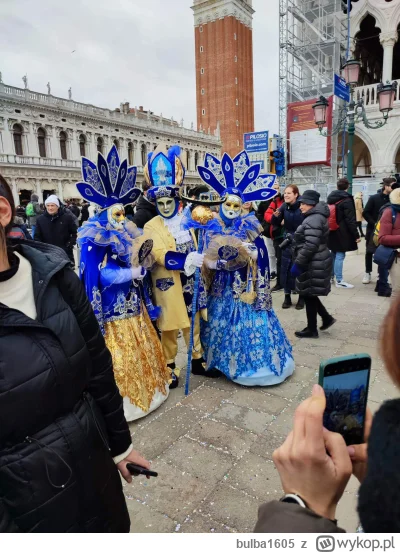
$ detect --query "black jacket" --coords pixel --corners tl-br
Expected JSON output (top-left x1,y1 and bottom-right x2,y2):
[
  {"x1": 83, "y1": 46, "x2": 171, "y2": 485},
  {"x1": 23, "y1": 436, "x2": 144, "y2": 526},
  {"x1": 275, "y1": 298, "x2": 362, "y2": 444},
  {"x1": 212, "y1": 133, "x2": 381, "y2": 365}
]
[
  {"x1": 34, "y1": 207, "x2": 77, "y2": 252},
  {"x1": 132, "y1": 194, "x2": 157, "y2": 228},
  {"x1": 293, "y1": 202, "x2": 332, "y2": 297},
  {"x1": 0, "y1": 242, "x2": 131, "y2": 532},
  {"x1": 80, "y1": 204, "x2": 89, "y2": 224},
  {"x1": 363, "y1": 190, "x2": 390, "y2": 233},
  {"x1": 327, "y1": 190, "x2": 359, "y2": 253}
]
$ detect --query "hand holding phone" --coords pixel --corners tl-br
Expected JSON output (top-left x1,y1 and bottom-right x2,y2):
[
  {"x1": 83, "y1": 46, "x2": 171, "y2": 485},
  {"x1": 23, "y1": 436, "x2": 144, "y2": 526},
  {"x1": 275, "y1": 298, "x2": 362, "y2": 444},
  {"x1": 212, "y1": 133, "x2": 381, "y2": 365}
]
[
  {"x1": 319, "y1": 354, "x2": 371, "y2": 446},
  {"x1": 126, "y1": 463, "x2": 158, "y2": 478}
]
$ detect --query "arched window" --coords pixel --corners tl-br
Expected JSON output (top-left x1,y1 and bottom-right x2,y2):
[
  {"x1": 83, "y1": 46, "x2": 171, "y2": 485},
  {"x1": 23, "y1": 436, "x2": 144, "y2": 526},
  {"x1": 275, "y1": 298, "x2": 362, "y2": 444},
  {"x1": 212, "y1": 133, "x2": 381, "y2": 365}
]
[
  {"x1": 59, "y1": 131, "x2": 68, "y2": 160},
  {"x1": 113, "y1": 139, "x2": 120, "y2": 151},
  {"x1": 37, "y1": 127, "x2": 46, "y2": 158},
  {"x1": 141, "y1": 143, "x2": 147, "y2": 166},
  {"x1": 79, "y1": 134, "x2": 86, "y2": 157},
  {"x1": 13, "y1": 123, "x2": 23, "y2": 156},
  {"x1": 128, "y1": 142, "x2": 134, "y2": 165},
  {"x1": 194, "y1": 152, "x2": 199, "y2": 168},
  {"x1": 97, "y1": 137, "x2": 104, "y2": 154},
  {"x1": 186, "y1": 149, "x2": 190, "y2": 169}
]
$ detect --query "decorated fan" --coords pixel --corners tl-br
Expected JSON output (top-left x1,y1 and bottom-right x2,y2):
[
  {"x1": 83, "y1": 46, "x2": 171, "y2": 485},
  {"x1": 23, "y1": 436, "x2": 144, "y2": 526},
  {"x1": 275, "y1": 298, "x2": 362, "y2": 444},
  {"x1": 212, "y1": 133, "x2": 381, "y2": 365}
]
[
  {"x1": 131, "y1": 237, "x2": 155, "y2": 269},
  {"x1": 205, "y1": 235, "x2": 248, "y2": 272}
]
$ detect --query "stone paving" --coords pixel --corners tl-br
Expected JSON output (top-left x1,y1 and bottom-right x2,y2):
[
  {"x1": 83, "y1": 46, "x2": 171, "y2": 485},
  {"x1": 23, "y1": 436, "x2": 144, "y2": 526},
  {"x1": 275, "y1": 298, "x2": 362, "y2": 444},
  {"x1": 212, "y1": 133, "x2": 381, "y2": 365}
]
[{"x1": 125, "y1": 244, "x2": 398, "y2": 533}]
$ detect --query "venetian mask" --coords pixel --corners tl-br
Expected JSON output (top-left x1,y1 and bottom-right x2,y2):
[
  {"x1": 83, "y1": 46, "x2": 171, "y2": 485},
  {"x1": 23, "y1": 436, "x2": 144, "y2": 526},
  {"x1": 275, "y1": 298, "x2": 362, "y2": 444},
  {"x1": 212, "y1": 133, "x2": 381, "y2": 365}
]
[
  {"x1": 156, "y1": 197, "x2": 178, "y2": 219},
  {"x1": 107, "y1": 203, "x2": 126, "y2": 230},
  {"x1": 221, "y1": 194, "x2": 242, "y2": 220}
]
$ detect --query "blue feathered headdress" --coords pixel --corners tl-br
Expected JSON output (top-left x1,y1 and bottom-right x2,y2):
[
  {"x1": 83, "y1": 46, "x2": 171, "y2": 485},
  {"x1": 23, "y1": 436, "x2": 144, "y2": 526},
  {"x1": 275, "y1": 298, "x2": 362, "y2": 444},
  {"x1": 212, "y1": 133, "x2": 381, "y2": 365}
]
[
  {"x1": 145, "y1": 145, "x2": 186, "y2": 202},
  {"x1": 197, "y1": 150, "x2": 277, "y2": 203},
  {"x1": 76, "y1": 145, "x2": 140, "y2": 208}
]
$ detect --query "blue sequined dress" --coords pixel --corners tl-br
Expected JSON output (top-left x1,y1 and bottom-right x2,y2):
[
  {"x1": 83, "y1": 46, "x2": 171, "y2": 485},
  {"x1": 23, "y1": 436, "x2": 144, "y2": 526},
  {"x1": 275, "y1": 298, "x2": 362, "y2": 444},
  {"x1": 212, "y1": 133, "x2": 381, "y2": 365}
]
[{"x1": 201, "y1": 215, "x2": 295, "y2": 386}]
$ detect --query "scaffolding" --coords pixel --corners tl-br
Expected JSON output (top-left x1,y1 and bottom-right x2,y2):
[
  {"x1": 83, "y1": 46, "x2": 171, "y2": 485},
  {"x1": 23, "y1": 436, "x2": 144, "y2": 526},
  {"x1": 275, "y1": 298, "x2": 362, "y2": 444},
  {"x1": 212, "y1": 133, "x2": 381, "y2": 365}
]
[{"x1": 279, "y1": 0, "x2": 347, "y2": 197}]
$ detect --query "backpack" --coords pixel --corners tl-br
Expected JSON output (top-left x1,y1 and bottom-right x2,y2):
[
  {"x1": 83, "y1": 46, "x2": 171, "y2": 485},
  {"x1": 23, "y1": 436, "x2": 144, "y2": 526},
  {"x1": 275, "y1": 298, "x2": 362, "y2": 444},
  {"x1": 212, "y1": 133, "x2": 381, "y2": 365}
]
[
  {"x1": 373, "y1": 206, "x2": 396, "y2": 247},
  {"x1": 328, "y1": 200, "x2": 345, "y2": 231},
  {"x1": 7, "y1": 226, "x2": 26, "y2": 240},
  {"x1": 25, "y1": 203, "x2": 35, "y2": 217}
]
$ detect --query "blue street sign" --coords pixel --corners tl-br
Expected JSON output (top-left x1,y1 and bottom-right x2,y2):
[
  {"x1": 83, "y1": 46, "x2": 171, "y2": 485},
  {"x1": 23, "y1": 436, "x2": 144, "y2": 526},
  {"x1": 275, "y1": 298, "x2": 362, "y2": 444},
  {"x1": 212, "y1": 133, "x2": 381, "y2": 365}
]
[
  {"x1": 334, "y1": 74, "x2": 350, "y2": 102},
  {"x1": 244, "y1": 131, "x2": 269, "y2": 153}
]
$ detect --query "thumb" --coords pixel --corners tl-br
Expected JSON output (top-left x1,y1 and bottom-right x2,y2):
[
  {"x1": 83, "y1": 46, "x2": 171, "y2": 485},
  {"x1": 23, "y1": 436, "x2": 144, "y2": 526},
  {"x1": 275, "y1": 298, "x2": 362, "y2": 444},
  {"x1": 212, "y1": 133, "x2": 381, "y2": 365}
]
[{"x1": 323, "y1": 429, "x2": 352, "y2": 475}]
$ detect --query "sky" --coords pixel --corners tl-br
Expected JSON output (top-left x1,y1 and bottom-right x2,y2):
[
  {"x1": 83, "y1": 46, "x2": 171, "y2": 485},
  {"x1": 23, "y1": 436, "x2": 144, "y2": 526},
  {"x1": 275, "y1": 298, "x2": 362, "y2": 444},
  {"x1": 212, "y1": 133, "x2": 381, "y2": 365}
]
[{"x1": 0, "y1": 0, "x2": 280, "y2": 134}]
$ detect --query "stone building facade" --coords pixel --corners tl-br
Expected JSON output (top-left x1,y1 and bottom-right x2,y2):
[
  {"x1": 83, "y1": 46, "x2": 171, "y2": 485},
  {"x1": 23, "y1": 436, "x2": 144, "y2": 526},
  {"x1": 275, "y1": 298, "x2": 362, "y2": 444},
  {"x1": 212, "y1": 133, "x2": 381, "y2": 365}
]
[
  {"x1": 0, "y1": 82, "x2": 221, "y2": 206},
  {"x1": 192, "y1": 0, "x2": 255, "y2": 158},
  {"x1": 348, "y1": 0, "x2": 400, "y2": 179}
]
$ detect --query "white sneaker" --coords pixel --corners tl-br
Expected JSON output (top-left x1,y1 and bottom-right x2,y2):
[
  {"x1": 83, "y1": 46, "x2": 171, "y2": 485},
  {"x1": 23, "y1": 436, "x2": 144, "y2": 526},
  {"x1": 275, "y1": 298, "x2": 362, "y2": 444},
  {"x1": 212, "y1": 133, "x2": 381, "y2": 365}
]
[
  {"x1": 336, "y1": 281, "x2": 354, "y2": 289},
  {"x1": 362, "y1": 273, "x2": 371, "y2": 284}
]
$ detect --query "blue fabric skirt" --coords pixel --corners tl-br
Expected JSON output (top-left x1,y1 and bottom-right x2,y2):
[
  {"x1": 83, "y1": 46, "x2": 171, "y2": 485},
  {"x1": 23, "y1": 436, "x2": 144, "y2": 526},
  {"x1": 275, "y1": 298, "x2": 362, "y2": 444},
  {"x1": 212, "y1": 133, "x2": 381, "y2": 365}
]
[{"x1": 201, "y1": 287, "x2": 295, "y2": 386}]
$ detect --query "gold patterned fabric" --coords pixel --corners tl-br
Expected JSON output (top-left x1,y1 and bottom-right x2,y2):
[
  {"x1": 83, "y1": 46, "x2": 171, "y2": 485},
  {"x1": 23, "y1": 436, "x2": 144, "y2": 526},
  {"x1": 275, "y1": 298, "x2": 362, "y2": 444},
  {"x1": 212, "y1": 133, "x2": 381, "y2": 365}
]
[{"x1": 105, "y1": 306, "x2": 170, "y2": 413}]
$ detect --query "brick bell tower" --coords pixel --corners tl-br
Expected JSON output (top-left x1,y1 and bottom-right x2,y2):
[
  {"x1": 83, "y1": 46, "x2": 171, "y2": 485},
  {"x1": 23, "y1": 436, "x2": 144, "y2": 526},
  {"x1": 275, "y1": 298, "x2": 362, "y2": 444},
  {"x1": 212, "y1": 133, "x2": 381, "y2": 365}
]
[{"x1": 192, "y1": 0, "x2": 255, "y2": 158}]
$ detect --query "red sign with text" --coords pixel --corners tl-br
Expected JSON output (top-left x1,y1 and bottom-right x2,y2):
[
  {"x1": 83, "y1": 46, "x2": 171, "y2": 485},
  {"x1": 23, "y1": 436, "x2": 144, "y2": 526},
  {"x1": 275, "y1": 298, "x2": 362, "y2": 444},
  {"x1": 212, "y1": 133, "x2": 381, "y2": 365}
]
[{"x1": 287, "y1": 97, "x2": 333, "y2": 169}]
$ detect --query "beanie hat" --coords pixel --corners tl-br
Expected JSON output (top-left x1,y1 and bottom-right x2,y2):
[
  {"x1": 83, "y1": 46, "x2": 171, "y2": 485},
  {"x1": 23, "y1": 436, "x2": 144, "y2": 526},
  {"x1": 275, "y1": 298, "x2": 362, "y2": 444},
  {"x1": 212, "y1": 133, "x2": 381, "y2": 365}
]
[
  {"x1": 390, "y1": 188, "x2": 400, "y2": 206},
  {"x1": 31, "y1": 194, "x2": 39, "y2": 202},
  {"x1": 45, "y1": 194, "x2": 60, "y2": 207},
  {"x1": 298, "y1": 190, "x2": 320, "y2": 206}
]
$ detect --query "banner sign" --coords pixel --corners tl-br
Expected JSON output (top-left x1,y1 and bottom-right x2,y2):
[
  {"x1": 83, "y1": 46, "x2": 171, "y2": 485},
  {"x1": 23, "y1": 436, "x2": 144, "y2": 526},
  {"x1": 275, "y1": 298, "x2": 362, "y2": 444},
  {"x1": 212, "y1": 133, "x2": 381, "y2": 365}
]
[
  {"x1": 287, "y1": 97, "x2": 333, "y2": 169},
  {"x1": 334, "y1": 74, "x2": 350, "y2": 102},
  {"x1": 244, "y1": 131, "x2": 269, "y2": 153}
]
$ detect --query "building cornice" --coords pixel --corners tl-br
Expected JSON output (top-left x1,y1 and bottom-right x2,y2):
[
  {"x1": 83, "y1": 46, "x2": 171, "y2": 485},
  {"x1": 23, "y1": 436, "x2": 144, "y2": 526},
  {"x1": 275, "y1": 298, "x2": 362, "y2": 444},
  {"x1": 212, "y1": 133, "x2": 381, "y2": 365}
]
[
  {"x1": 192, "y1": 0, "x2": 254, "y2": 29},
  {"x1": 0, "y1": 83, "x2": 221, "y2": 147}
]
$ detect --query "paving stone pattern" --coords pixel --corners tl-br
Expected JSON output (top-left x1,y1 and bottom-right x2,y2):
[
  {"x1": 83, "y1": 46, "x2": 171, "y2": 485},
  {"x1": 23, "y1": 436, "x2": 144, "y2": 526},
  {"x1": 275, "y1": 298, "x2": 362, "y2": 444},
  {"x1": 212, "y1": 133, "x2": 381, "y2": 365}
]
[{"x1": 125, "y1": 248, "x2": 398, "y2": 533}]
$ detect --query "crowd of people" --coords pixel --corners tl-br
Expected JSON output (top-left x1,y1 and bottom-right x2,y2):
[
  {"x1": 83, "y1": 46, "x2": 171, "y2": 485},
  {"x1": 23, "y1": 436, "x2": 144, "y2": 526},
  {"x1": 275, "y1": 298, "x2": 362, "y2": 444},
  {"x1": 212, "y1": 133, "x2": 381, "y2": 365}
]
[{"x1": 0, "y1": 141, "x2": 399, "y2": 533}]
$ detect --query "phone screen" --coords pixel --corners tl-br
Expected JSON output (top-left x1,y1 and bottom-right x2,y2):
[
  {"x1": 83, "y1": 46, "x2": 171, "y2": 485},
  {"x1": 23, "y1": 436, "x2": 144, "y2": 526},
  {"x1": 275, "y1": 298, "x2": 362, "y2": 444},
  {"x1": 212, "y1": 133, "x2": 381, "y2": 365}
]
[{"x1": 321, "y1": 361, "x2": 370, "y2": 446}]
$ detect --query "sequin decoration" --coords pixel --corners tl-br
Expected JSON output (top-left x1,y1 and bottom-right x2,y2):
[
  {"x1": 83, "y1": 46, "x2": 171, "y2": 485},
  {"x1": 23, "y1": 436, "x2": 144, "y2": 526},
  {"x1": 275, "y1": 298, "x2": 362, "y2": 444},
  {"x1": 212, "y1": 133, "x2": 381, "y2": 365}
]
[{"x1": 105, "y1": 305, "x2": 170, "y2": 412}]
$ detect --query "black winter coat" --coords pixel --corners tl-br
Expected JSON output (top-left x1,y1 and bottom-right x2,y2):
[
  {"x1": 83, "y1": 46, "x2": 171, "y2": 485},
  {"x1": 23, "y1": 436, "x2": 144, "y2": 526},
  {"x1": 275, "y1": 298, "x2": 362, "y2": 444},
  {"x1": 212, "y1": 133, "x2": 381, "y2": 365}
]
[
  {"x1": 35, "y1": 207, "x2": 78, "y2": 253},
  {"x1": 327, "y1": 190, "x2": 359, "y2": 253},
  {"x1": 0, "y1": 242, "x2": 131, "y2": 532},
  {"x1": 272, "y1": 201, "x2": 304, "y2": 292},
  {"x1": 363, "y1": 190, "x2": 390, "y2": 235},
  {"x1": 293, "y1": 202, "x2": 332, "y2": 297},
  {"x1": 132, "y1": 194, "x2": 157, "y2": 229}
]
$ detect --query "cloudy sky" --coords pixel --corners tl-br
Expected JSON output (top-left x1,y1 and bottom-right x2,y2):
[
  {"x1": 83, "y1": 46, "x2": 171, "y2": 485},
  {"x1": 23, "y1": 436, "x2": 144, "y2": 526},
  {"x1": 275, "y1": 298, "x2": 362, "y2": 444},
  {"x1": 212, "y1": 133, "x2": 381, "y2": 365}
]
[{"x1": 0, "y1": 0, "x2": 279, "y2": 133}]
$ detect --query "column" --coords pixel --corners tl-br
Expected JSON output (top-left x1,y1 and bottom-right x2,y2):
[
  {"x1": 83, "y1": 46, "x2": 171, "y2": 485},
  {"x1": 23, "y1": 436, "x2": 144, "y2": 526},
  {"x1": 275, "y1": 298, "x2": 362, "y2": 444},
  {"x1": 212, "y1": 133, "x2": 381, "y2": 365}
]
[
  {"x1": 10, "y1": 177, "x2": 19, "y2": 207},
  {"x1": 380, "y1": 33, "x2": 397, "y2": 82},
  {"x1": 135, "y1": 141, "x2": 142, "y2": 166},
  {"x1": 58, "y1": 180, "x2": 64, "y2": 202},
  {"x1": 69, "y1": 130, "x2": 80, "y2": 160},
  {"x1": 35, "y1": 180, "x2": 43, "y2": 203}
]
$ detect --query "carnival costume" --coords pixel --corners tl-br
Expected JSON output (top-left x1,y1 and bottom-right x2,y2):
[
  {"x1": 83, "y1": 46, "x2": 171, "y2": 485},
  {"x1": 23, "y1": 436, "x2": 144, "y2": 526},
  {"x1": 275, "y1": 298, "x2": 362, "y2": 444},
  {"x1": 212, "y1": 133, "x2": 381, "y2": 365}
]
[
  {"x1": 143, "y1": 145, "x2": 220, "y2": 387},
  {"x1": 198, "y1": 151, "x2": 295, "y2": 386},
  {"x1": 76, "y1": 145, "x2": 170, "y2": 421}
]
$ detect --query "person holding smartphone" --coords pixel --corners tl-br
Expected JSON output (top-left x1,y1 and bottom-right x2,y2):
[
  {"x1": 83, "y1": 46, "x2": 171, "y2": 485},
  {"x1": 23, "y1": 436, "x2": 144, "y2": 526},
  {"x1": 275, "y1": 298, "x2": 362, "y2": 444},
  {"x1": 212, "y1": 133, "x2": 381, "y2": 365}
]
[
  {"x1": 290, "y1": 190, "x2": 335, "y2": 339},
  {"x1": 255, "y1": 295, "x2": 400, "y2": 533}
]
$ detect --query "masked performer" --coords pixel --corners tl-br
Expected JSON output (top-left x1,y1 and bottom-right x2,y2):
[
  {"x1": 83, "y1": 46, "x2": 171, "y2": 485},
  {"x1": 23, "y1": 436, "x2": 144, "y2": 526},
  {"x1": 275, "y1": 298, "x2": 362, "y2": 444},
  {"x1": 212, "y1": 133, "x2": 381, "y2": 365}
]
[
  {"x1": 76, "y1": 145, "x2": 170, "y2": 421},
  {"x1": 143, "y1": 145, "x2": 220, "y2": 387},
  {"x1": 198, "y1": 151, "x2": 295, "y2": 386}
]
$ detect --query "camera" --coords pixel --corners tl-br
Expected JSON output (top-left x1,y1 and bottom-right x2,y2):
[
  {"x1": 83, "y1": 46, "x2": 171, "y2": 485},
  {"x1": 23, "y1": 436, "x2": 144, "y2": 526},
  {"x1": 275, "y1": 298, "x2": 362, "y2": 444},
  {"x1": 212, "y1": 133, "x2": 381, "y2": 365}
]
[{"x1": 279, "y1": 235, "x2": 293, "y2": 250}]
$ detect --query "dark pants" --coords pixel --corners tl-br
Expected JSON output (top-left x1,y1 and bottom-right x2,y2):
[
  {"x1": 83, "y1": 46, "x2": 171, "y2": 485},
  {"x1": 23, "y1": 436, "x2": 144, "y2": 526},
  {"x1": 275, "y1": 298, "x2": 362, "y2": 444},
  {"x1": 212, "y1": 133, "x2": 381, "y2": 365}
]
[
  {"x1": 304, "y1": 296, "x2": 331, "y2": 332},
  {"x1": 357, "y1": 222, "x2": 364, "y2": 237},
  {"x1": 273, "y1": 237, "x2": 283, "y2": 286},
  {"x1": 365, "y1": 227, "x2": 373, "y2": 273},
  {"x1": 377, "y1": 265, "x2": 389, "y2": 290}
]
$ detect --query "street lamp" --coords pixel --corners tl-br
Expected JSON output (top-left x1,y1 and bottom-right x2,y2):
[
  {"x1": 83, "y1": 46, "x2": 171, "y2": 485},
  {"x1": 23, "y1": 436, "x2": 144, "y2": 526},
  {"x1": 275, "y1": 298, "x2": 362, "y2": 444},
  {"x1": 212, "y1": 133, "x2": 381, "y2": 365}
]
[{"x1": 312, "y1": 58, "x2": 398, "y2": 194}]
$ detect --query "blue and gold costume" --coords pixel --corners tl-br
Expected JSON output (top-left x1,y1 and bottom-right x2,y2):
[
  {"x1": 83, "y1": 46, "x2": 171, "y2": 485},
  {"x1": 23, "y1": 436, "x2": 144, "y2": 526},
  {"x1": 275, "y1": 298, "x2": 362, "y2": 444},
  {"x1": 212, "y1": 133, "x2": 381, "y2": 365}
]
[
  {"x1": 199, "y1": 151, "x2": 295, "y2": 386},
  {"x1": 76, "y1": 146, "x2": 170, "y2": 420}
]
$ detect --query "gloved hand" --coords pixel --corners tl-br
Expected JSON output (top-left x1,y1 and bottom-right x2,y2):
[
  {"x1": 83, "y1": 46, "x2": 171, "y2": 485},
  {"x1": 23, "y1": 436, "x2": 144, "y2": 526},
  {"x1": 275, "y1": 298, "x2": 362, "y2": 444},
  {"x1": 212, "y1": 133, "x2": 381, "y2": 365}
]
[
  {"x1": 291, "y1": 263, "x2": 303, "y2": 278},
  {"x1": 184, "y1": 252, "x2": 205, "y2": 277},
  {"x1": 190, "y1": 253, "x2": 205, "y2": 268},
  {"x1": 131, "y1": 266, "x2": 147, "y2": 280},
  {"x1": 243, "y1": 242, "x2": 258, "y2": 261},
  {"x1": 206, "y1": 259, "x2": 228, "y2": 270}
]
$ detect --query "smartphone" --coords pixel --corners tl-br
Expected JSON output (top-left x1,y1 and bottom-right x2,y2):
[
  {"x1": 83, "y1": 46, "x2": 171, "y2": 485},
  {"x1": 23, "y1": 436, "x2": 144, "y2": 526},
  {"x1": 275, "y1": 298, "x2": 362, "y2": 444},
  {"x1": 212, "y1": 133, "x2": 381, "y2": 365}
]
[
  {"x1": 318, "y1": 354, "x2": 371, "y2": 446},
  {"x1": 126, "y1": 463, "x2": 158, "y2": 478}
]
